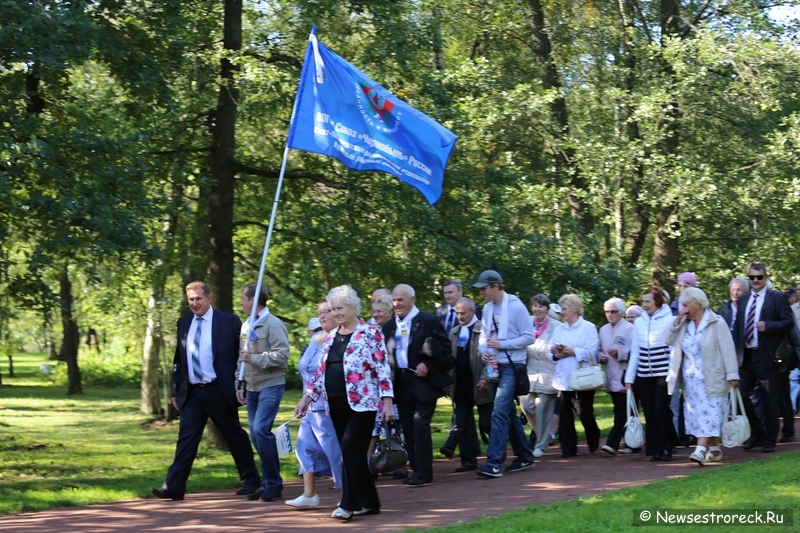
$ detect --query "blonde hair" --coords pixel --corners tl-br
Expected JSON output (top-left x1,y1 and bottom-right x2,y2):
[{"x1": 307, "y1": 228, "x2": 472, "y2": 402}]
[
  {"x1": 372, "y1": 294, "x2": 393, "y2": 313},
  {"x1": 558, "y1": 294, "x2": 584, "y2": 316}
]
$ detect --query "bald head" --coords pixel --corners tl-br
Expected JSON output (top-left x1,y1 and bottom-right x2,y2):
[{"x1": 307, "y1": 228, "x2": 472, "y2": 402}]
[
  {"x1": 392, "y1": 284, "x2": 416, "y2": 319},
  {"x1": 371, "y1": 288, "x2": 391, "y2": 303}
]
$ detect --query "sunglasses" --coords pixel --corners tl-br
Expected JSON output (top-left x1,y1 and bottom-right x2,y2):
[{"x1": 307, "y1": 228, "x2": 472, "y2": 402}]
[{"x1": 748, "y1": 275, "x2": 765, "y2": 281}]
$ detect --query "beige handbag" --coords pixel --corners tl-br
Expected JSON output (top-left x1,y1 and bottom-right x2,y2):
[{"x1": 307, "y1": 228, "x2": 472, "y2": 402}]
[{"x1": 569, "y1": 359, "x2": 605, "y2": 391}]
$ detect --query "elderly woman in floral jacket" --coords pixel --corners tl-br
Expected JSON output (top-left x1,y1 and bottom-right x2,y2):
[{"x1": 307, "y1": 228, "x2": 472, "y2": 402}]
[{"x1": 296, "y1": 285, "x2": 394, "y2": 522}]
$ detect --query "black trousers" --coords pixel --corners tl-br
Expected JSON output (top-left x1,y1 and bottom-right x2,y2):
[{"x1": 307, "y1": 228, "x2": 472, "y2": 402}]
[
  {"x1": 637, "y1": 376, "x2": 678, "y2": 455},
  {"x1": 777, "y1": 369, "x2": 795, "y2": 439},
  {"x1": 557, "y1": 390, "x2": 600, "y2": 455},
  {"x1": 395, "y1": 371, "x2": 437, "y2": 481},
  {"x1": 165, "y1": 384, "x2": 259, "y2": 493},
  {"x1": 605, "y1": 391, "x2": 627, "y2": 451},
  {"x1": 453, "y1": 383, "x2": 492, "y2": 466},
  {"x1": 328, "y1": 396, "x2": 379, "y2": 512},
  {"x1": 740, "y1": 351, "x2": 783, "y2": 445}
]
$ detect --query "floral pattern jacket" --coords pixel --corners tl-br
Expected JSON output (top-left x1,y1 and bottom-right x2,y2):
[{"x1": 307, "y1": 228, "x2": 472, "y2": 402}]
[{"x1": 306, "y1": 319, "x2": 394, "y2": 413}]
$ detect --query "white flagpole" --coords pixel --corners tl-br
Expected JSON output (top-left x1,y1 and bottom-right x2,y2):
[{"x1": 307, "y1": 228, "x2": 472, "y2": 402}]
[{"x1": 238, "y1": 144, "x2": 291, "y2": 382}]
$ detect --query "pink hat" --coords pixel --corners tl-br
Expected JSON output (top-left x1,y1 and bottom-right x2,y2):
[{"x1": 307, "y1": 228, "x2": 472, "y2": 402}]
[{"x1": 678, "y1": 272, "x2": 697, "y2": 287}]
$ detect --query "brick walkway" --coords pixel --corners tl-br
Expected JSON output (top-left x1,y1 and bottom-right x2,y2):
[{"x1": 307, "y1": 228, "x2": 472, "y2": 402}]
[{"x1": 1, "y1": 440, "x2": 797, "y2": 532}]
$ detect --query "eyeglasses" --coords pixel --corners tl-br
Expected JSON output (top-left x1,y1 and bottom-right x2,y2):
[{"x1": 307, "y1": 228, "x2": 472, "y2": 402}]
[
  {"x1": 317, "y1": 309, "x2": 332, "y2": 316},
  {"x1": 604, "y1": 310, "x2": 620, "y2": 314},
  {"x1": 748, "y1": 275, "x2": 765, "y2": 281}
]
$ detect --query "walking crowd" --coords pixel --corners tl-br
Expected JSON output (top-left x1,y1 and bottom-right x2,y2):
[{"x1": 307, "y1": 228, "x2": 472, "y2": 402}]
[{"x1": 150, "y1": 263, "x2": 800, "y2": 522}]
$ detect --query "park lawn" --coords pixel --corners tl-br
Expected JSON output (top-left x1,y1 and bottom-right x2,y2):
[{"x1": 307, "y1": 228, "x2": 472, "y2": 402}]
[
  {"x1": 417, "y1": 453, "x2": 800, "y2": 533},
  {"x1": 0, "y1": 352, "x2": 474, "y2": 515}
]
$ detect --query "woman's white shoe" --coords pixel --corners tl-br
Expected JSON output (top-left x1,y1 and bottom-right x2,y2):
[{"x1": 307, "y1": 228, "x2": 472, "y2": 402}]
[
  {"x1": 285, "y1": 494, "x2": 320, "y2": 508},
  {"x1": 689, "y1": 450, "x2": 706, "y2": 466}
]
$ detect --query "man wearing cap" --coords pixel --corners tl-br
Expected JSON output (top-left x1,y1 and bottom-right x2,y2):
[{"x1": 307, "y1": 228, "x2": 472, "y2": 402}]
[
  {"x1": 236, "y1": 282, "x2": 290, "y2": 501},
  {"x1": 473, "y1": 270, "x2": 536, "y2": 478},
  {"x1": 382, "y1": 284, "x2": 453, "y2": 486}
]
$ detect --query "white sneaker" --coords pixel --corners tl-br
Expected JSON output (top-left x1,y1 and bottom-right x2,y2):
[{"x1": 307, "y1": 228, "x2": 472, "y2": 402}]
[
  {"x1": 533, "y1": 448, "x2": 545, "y2": 458},
  {"x1": 706, "y1": 449, "x2": 723, "y2": 462},
  {"x1": 619, "y1": 447, "x2": 635, "y2": 454},
  {"x1": 285, "y1": 494, "x2": 320, "y2": 508},
  {"x1": 601, "y1": 445, "x2": 617, "y2": 456},
  {"x1": 689, "y1": 450, "x2": 706, "y2": 466}
]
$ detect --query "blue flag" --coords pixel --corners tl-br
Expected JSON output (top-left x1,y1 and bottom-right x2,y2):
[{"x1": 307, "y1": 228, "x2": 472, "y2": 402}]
[{"x1": 286, "y1": 27, "x2": 458, "y2": 205}]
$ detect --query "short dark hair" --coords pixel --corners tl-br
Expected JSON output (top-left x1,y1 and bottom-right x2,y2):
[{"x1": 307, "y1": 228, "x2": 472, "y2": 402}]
[
  {"x1": 530, "y1": 294, "x2": 551, "y2": 308},
  {"x1": 443, "y1": 279, "x2": 462, "y2": 291},
  {"x1": 643, "y1": 286, "x2": 664, "y2": 308},
  {"x1": 749, "y1": 263, "x2": 768, "y2": 275},
  {"x1": 242, "y1": 283, "x2": 269, "y2": 307}
]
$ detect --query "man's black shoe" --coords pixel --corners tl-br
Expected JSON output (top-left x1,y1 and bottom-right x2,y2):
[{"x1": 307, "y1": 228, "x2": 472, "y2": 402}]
[
  {"x1": 246, "y1": 488, "x2": 265, "y2": 501},
  {"x1": 439, "y1": 447, "x2": 454, "y2": 459},
  {"x1": 743, "y1": 436, "x2": 763, "y2": 451},
  {"x1": 150, "y1": 487, "x2": 184, "y2": 501},
  {"x1": 779, "y1": 436, "x2": 795, "y2": 443},
  {"x1": 406, "y1": 477, "x2": 432, "y2": 487},
  {"x1": 236, "y1": 486, "x2": 259, "y2": 496},
  {"x1": 762, "y1": 443, "x2": 776, "y2": 453},
  {"x1": 259, "y1": 485, "x2": 283, "y2": 502},
  {"x1": 454, "y1": 464, "x2": 477, "y2": 472}
]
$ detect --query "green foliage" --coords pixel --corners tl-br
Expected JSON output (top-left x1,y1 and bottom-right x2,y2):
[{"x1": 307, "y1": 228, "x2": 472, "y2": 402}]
[{"x1": 50, "y1": 350, "x2": 142, "y2": 388}]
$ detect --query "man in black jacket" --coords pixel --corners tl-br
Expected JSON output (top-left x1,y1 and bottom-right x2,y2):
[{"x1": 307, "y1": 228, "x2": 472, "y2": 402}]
[
  {"x1": 733, "y1": 264, "x2": 795, "y2": 453},
  {"x1": 717, "y1": 277, "x2": 749, "y2": 331},
  {"x1": 151, "y1": 281, "x2": 259, "y2": 500},
  {"x1": 383, "y1": 284, "x2": 453, "y2": 486}
]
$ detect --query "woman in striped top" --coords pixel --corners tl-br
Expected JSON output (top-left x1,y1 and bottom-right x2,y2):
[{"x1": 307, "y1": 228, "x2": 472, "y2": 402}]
[{"x1": 624, "y1": 287, "x2": 679, "y2": 461}]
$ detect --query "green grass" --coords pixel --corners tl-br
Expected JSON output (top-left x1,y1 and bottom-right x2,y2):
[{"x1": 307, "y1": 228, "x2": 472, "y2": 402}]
[
  {"x1": 417, "y1": 453, "x2": 800, "y2": 533},
  {"x1": 0, "y1": 352, "x2": 501, "y2": 516},
  {"x1": 9, "y1": 351, "x2": 792, "y2": 533}
]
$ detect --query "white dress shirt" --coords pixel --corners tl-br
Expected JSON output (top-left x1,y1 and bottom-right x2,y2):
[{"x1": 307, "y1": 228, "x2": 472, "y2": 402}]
[{"x1": 187, "y1": 306, "x2": 217, "y2": 384}]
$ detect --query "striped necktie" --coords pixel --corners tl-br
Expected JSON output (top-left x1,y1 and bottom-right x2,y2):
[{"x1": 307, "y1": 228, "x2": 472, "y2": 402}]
[
  {"x1": 191, "y1": 317, "x2": 203, "y2": 381},
  {"x1": 744, "y1": 294, "x2": 758, "y2": 345}
]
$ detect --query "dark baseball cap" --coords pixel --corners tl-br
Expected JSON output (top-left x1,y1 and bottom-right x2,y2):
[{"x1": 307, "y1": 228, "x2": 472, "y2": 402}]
[{"x1": 472, "y1": 270, "x2": 503, "y2": 288}]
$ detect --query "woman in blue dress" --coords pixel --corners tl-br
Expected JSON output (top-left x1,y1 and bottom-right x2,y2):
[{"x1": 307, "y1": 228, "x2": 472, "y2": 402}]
[{"x1": 285, "y1": 300, "x2": 343, "y2": 508}]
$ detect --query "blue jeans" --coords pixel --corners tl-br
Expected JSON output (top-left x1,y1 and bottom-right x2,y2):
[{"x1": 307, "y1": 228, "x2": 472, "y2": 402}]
[
  {"x1": 246, "y1": 384, "x2": 284, "y2": 490},
  {"x1": 790, "y1": 368, "x2": 800, "y2": 412},
  {"x1": 485, "y1": 363, "x2": 533, "y2": 467}
]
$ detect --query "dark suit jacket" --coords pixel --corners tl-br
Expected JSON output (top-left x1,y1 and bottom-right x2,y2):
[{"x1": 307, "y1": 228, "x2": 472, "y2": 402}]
[
  {"x1": 436, "y1": 304, "x2": 482, "y2": 330},
  {"x1": 172, "y1": 308, "x2": 243, "y2": 409},
  {"x1": 383, "y1": 311, "x2": 454, "y2": 402},
  {"x1": 717, "y1": 301, "x2": 737, "y2": 331},
  {"x1": 733, "y1": 290, "x2": 794, "y2": 369}
]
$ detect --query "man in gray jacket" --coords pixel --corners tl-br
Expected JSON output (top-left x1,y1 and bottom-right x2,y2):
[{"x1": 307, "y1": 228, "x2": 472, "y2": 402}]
[
  {"x1": 473, "y1": 270, "x2": 536, "y2": 478},
  {"x1": 237, "y1": 283, "x2": 290, "y2": 501}
]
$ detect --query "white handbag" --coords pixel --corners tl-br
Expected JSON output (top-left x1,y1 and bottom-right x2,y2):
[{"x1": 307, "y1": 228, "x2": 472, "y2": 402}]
[
  {"x1": 569, "y1": 359, "x2": 605, "y2": 391},
  {"x1": 722, "y1": 387, "x2": 751, "y2": 448},
  {"x1": 624, "y1": 389, "x2": 644, "y2": 449}
]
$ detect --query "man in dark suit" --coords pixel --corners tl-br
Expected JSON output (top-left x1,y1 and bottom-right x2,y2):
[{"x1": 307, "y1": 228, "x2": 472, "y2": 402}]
[
  {"x1": 382, "y1": 284, "x2": 453, "y2": 486},
  {"x1": 151, "y1": 281, "x2": 260, "y2": 500},
  {"x1": 717, "y1": 277, "x2": 749, "y2": 331},
  {"x1": 435, "y1": 279, "x2": 482, "y2": 458},
  {"x1": 733, "y1": 264, "x2": 795, "y2": 453}
]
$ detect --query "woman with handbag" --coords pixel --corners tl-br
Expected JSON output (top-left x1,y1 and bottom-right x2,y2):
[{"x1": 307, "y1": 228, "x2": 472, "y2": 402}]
[
  {"x1": 295, "y1": 285, "x2": 395, "y2": 522},
  {"x1": 598, "y1": 297, "x2": 635, "y2": 455},
  {"x1": 521, "y1": 294, "x2": 559, "y2": 458},
  {"x1": 665, "y1": 287, "x2": 740, "y2": 466},
  {"x1": 549, "y1": 294, "x2": 601, "y2": 457},
  {"x1": 625, "y1": 287, "x2": 679, "y2": 461},
  {"x1": 286, "y1": 300, "x2": 343, "y2": 509}
]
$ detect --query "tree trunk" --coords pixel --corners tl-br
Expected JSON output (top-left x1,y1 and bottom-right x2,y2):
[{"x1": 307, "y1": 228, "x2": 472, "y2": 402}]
[
  {"x1": 206, "y1": 418, "x2": 231, "y2": 451},
  {"x1": 651, "y1": 0, "x2": 682, "y2": 290},
  {"x1": 59, "y1": 268, "x2": 82, "y2": 395},
  {"x1": 204, "y1": 0, "x2": 242, "y2": 448},
  {"x1": 141, "y1": 294, "x2": 163, "y2": 415},
  {"x1": 618, "y1": 0, "x2": 651, "y2": 268},
  {"x1": 431, "y1": 2, "x2": 445, "y2": 72},
  {"x1": 207, "y1": 0, "x2": 242, "y2": 315},
  {"x1": 527, "y1": 0, "x2": 593, "y2": 234}
]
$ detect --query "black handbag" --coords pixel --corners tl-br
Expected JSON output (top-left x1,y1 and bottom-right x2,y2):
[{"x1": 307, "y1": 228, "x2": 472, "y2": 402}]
[
  {"x1": 368, "y1": 420, "x2": 408, "y2": 474},
  {"x1": 504, "y1": 349, "x2": 530, "y2": 396}
]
